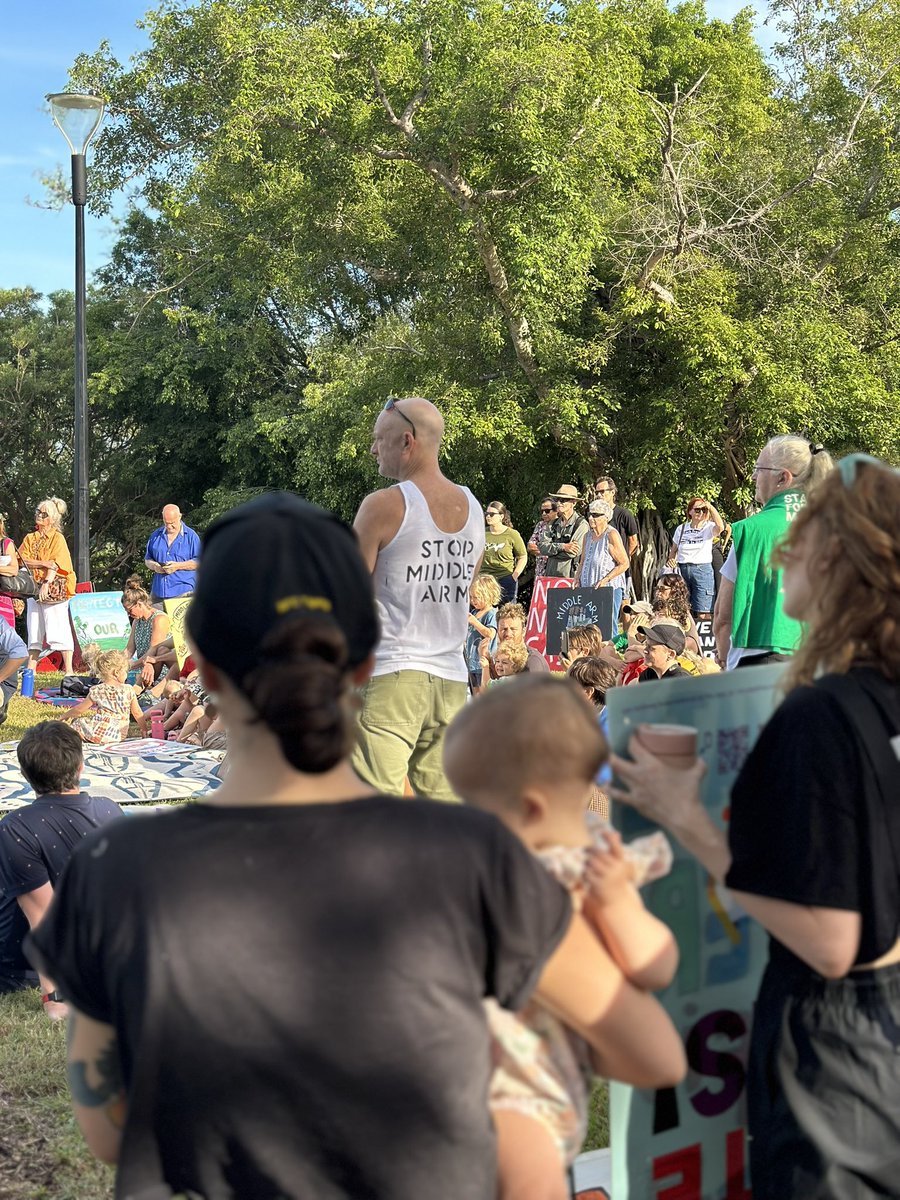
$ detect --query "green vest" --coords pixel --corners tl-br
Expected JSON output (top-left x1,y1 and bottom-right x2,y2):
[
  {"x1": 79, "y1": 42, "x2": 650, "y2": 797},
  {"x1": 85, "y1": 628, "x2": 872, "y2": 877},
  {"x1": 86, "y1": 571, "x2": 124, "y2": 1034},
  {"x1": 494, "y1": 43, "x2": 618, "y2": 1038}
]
[{"x1": 730, "y1": 489, "x2": 806, "y2": 654}]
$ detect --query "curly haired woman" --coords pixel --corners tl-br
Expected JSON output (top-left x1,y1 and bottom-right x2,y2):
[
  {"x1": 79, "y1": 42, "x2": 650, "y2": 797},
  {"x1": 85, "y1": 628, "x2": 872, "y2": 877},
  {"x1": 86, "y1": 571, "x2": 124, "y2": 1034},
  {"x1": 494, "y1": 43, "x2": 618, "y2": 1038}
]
[
  {"x1": 651, "y1": 574, "x2": 700, "y2": 655},
  {"x1": 614, "y1": 455, "x2": 900, "y2": 1199}
]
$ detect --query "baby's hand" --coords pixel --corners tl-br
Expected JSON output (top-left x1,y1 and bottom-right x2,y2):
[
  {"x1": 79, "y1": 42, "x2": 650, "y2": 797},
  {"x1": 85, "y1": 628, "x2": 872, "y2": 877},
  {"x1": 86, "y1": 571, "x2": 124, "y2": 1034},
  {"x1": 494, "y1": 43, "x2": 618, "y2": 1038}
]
[{"x1": 584, "y1": 832, "x2": 635, "y2": 908}]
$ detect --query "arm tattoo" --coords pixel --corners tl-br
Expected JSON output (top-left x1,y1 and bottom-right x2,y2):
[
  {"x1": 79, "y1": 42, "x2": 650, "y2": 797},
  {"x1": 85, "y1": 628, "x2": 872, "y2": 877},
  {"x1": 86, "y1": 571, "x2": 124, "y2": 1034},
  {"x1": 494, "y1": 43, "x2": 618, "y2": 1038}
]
[{"x1": 67, "y1": 1014, "x2": 125, "y2": 1115}]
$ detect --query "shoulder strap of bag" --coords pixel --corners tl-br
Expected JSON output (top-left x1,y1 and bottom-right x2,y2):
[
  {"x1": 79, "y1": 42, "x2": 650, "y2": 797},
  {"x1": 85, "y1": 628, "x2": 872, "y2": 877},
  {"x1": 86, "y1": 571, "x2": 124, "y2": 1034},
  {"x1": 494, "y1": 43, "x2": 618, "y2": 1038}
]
[{"x1": 817, "y1": 673, "x2": 900, "y2": 877}]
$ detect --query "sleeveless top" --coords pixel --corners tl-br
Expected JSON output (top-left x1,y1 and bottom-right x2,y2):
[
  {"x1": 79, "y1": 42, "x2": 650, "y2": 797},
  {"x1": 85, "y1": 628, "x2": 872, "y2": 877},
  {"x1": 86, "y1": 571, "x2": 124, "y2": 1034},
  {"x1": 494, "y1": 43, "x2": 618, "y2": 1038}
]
[
  {"x1": 580, "y1": 531, "x2": 615, "y2": 587},
  {"x1": 0, "y1": 539, "x2": 15, "y2": 628},
  {"x1": 133, "y1": 615, "x2": 157, "y2": 659},
  {"x1": 372, "y1": 481, "x2": 485, "y2": 682}
]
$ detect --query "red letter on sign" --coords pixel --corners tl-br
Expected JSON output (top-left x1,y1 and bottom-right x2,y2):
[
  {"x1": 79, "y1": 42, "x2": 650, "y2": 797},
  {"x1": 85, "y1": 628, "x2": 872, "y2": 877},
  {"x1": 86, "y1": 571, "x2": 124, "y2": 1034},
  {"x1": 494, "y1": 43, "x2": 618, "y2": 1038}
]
[
  {"x1": 726, "y1": 1128, "x2": 752, "y2": 1200},
  {"x1": 653, "y1": 1145, "x2": 702, "y2": 1200}
]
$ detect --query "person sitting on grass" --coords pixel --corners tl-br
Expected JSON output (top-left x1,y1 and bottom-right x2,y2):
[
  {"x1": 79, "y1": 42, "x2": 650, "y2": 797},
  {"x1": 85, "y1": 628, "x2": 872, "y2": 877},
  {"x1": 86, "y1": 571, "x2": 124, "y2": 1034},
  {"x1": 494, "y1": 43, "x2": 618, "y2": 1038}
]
[
  {"x1": 444, "y1": 675, "x2": 676, "y2": 1200},
  {"x1": 0, "y1": 723, "x2": 121, "y2": 1016},
  {"x1": 63, "y1": 649, "x2": 147, "y2": 744}
]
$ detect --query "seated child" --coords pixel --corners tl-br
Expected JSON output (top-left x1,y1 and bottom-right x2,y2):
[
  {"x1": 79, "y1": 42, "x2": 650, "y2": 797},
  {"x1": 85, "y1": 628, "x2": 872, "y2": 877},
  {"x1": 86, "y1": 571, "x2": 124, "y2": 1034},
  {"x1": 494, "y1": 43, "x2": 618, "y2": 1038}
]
[
  {"x1": 64, "y1": 649, "x2": 147, "y2": 744},
  {"x1": 465, "y1": 574, "x2": 501, "y2": 695},
  {"x1": 481, "y1": 639, "x2": 529, "y2": 689},
  {"x1": 444, "y1": 675, "x2": 674, "y2": 1200}
]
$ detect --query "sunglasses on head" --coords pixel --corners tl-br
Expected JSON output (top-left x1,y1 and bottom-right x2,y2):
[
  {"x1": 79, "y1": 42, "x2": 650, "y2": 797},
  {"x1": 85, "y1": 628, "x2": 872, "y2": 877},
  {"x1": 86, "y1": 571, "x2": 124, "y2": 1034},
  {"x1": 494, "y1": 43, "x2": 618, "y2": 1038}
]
[
  {"x1": 837, "y1": 453, "x2": 900, "y2": 487},
  {"x1": 383, "y1": 396, "x2": 416, "y2": 437}
]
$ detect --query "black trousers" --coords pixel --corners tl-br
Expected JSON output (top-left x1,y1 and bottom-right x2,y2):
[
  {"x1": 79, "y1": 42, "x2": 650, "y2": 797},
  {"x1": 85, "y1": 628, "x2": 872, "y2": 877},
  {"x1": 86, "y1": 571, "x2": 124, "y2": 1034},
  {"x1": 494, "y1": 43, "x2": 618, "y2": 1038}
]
[{"x1": 748, "y1": 958, "x2": 900, "y2": 1198}]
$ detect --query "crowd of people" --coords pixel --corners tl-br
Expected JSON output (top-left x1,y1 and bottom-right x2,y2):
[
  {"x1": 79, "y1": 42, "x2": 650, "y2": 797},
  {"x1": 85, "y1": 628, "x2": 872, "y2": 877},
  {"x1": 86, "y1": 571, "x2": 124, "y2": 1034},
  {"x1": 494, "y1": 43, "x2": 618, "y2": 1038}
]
[{"x1": 0, "y1": 396, "x2": 897, "y2": 1200}]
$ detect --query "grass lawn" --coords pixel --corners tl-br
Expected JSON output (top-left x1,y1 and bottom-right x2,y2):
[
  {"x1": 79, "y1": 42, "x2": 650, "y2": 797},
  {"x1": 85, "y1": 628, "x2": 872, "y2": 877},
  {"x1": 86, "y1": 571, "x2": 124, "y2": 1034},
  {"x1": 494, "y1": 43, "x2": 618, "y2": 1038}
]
[{"x1": 0, "y1": 681, "x2": 609, "y2": 1198}]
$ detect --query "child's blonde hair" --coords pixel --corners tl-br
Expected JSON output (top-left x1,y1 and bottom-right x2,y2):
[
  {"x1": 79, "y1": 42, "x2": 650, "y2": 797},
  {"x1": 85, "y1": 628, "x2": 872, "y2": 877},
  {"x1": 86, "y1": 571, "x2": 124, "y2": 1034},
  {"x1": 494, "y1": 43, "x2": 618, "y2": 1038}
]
[
  {"x1": 494, "y1": 642, "x2": 529, "y2": 672},
  {"x1": 80, "y1": 642, "x2": 102, "y2": 673},
  {"x1": 93, "y1": 649, "x2": 130, "y2": 683},
  {"x1": 471, "y1": 573, "x2": 502, "y2": 608}
]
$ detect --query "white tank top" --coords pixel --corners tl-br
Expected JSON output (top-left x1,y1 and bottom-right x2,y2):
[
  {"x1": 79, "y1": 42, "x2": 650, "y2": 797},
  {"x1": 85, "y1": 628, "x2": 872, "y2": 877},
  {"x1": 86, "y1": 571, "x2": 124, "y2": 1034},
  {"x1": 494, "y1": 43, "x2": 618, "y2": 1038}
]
[{"x1": 372, "y1": 481, "x2": 485, "y2": 682}]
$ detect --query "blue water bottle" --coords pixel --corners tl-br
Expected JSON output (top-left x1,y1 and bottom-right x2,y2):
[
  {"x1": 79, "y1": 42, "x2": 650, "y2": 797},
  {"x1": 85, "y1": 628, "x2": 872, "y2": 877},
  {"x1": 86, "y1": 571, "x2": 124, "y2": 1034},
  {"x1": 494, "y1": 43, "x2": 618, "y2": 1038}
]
[{"x1": 21, "y1": 668, "x2": 34, "y2": 699}]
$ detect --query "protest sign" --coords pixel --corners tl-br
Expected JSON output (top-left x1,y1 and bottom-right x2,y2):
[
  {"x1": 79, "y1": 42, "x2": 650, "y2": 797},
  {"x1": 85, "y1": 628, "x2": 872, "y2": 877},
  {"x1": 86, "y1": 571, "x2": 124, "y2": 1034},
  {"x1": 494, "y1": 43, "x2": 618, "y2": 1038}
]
[
  {"x1": 605, "y1": 665, "x2": 787, "y2": 1200},
  {"x1": 525, "y1": 576, "x2": 573, "y2": 667},
  {"x1": 164, "y1": 597, "x2": 191, "y2": 668},
  {"x1": 545, "y1": 586, "x2": 616, "y2": 649},
  {"x1": 696, "y1": 619, "x2": 717, "y2": 660},
  {"x1": 69, "y1": 592, "x2": 130, "y2": 653}
]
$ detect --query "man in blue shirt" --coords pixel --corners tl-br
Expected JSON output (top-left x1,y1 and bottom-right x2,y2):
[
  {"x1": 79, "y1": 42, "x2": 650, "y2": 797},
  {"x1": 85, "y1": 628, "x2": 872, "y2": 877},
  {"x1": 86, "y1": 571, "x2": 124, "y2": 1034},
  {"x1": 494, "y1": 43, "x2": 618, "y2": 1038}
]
[
  {"x1": 144, "y1": 504, "x2": 201, "y2": 602},
  {"x1": 0, "y1": 620, "x2": 27, "y2": 727}
]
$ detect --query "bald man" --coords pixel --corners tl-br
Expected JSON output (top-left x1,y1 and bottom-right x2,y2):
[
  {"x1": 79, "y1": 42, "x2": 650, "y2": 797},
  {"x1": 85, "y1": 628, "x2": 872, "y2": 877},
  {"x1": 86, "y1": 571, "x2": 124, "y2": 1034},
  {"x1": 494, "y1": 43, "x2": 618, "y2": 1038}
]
[
  {"x1": 352, "y1": 397, "x2": 485, "y2": 802},
  {"x1": 144, "y1": 504, "x2": 201, "y2": 602}
]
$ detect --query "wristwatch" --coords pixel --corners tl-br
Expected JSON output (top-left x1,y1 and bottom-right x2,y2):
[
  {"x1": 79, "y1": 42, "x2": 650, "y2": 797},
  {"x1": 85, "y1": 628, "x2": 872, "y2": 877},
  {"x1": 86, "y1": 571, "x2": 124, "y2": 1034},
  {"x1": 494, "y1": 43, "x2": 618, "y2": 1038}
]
[{"x1": 41, "y1": 991, "x2": 64, "y2": 1004}]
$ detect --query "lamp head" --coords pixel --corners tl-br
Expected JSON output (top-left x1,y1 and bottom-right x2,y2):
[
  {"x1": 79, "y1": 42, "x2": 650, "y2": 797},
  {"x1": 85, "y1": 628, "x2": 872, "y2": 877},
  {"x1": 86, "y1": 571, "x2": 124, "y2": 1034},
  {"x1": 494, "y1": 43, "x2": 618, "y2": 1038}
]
[{"x1": 46, "y1": 93, "x2": 105, "y2": 156}]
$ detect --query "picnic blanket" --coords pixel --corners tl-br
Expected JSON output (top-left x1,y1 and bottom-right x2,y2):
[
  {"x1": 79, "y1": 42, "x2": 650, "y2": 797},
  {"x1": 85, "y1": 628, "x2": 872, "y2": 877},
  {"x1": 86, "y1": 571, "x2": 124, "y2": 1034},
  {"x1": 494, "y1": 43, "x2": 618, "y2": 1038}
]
[{"x1": 0, "y1": 739, "x2": 223, "y2": 810}]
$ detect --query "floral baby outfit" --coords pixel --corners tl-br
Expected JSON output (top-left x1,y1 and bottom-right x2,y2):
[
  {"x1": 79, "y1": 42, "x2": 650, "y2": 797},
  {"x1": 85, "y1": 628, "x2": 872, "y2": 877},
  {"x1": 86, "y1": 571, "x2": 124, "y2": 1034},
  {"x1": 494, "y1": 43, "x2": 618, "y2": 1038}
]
[
  {"x1": 485, "y1": 813, "x2": 672, "y2": 1163},
  {"x1": 72, "y1": 682, "x2": 132, "y2": 745}
]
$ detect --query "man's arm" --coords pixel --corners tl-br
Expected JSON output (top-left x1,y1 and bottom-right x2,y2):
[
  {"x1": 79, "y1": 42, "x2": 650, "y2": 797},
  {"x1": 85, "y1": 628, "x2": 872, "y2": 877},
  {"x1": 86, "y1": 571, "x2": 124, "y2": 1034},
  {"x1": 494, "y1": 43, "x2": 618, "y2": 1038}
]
[
  {"x1": 353, "y1": 489, "x2": 404, "y2": 573},
  {"x1": 67, "y1": 1008, "x2": 126, "y2": 1163},
  {"x1": 17, "y1": 883, "x2": 67, "y2": 1017},
  {"x1": 143, "y1": 558, "x2": 161, "y2": 575},
  {"x1": 713, "y1": 577, "x2": 734, "y2": 668},
  {"x1": 0, "y1": 624, "x2": 28, "y2": 685}
]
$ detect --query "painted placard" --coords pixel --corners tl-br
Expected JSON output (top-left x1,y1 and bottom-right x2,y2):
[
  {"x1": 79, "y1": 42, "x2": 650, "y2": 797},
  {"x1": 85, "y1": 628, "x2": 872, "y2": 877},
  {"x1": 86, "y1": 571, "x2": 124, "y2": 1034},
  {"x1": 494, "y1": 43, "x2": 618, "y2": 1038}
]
[
  {"x1": 605, "y1": 664, "x2": 787, "y2": 1200},
  {"x1": 69, "y1": 592, "x2": 130, "y2": 653},
  {"x1": 545, "y1": 586, "x2": 616, "y2": 650},
  {"x1": 525, "y1": 576, "x2": 573, "y2": 668},
  {"x1": 163, "y1": 597, "x2": 191, "y2": 668}
]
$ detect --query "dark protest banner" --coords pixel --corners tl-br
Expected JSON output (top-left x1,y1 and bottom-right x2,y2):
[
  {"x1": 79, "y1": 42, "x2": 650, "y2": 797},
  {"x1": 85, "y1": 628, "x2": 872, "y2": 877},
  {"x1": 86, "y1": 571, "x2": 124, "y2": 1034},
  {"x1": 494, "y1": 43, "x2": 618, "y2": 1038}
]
[
  {"x1": 696, "y1": 619, "x2": 717, "y2": 660},
  {"x1": 545, "y1": 586, "x2": 616, "y2": 650},
  {"x1": 604, "y1": 665, "x2": 787, "y2": 1199},
  {"x1": 525, "y1": 576, "x2": 574, "y2": 667}
]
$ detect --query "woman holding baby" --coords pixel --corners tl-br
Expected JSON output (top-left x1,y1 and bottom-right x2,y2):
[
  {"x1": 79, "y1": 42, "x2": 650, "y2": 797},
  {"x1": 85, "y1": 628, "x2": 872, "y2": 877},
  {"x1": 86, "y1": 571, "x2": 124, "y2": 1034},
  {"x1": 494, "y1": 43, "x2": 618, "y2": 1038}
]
[
  {"x1": 614, "y1": 454, "x2": 900, "y2": 1199},
  {"x1": 28, "y1": 491, "x2": 685, "y2": 1200}
]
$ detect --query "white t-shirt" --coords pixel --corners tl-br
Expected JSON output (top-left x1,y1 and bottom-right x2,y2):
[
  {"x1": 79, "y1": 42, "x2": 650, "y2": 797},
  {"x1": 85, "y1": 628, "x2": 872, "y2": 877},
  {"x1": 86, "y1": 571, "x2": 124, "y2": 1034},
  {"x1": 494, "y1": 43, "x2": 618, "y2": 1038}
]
[
  {"x1": 371, "y1": 481, "x2": 485, "y2": 683},
  {"x1": 720, "y1": 548, "x2": 766, "y2": 670},
  {"x1": 673, "y1": 521, "x2": 716, "y2": 564}
]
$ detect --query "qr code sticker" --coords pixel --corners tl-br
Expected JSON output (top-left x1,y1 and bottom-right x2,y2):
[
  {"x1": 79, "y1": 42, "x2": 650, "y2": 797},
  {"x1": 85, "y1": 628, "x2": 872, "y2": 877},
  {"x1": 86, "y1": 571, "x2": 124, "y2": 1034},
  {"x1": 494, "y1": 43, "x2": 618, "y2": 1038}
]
[{"x1": 717, "y1": 726, "x2": 751, "y2": 775}]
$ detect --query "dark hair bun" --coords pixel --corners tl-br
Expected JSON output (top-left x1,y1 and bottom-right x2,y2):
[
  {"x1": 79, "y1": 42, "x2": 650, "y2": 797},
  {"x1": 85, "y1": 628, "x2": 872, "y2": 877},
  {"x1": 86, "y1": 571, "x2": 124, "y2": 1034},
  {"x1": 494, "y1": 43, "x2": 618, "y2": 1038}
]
[{"x1": 241, "y1": 618, "x2": 353, "y2": 774}]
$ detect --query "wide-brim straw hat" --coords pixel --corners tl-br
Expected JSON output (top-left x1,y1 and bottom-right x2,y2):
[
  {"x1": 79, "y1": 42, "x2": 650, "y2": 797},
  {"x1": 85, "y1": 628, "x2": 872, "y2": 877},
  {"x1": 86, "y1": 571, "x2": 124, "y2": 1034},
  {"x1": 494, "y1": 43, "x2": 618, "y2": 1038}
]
[{"x1": 548, "y1": 484, "x2": 583, "y2": 501}]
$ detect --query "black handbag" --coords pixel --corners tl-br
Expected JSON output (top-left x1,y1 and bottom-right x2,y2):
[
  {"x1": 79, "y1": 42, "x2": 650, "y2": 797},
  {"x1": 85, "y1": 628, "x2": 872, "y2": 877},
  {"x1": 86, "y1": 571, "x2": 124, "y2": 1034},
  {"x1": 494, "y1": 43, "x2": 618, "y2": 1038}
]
[{"x1": 0, "y1": 567, "x2": 39, "y2": 598}]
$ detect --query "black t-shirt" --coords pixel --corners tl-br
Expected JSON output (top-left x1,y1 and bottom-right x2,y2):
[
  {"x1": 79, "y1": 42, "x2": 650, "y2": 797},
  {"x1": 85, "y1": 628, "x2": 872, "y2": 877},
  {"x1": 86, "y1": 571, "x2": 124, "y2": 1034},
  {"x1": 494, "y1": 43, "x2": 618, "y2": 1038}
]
[
  {"x1": 0, "y1": 792, "x2": 122, "y2": 978},
  {"x1": 637, "y1": 663, "x2": 691, "y2": 682},
  {"x1": 611, "y1": 505, "x2": 639, "y2": 551},
  {"x1": 726, "y1": 669, "x2": 900, "y2": 968},
  {"x1": 28, "y1": 796, "x2": 572, "y2": 1200}
]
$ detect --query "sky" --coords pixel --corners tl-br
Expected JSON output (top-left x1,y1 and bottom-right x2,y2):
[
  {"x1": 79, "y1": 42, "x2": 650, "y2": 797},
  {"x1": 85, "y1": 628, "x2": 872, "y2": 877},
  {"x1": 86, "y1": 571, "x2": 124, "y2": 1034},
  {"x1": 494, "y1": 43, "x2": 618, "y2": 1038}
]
[
  {"x1": 0, "y1": 0, "x2": 150, "y2": 298},
  {"x1": 0, "y1": 0, "x2": 771, "y2": 299}
]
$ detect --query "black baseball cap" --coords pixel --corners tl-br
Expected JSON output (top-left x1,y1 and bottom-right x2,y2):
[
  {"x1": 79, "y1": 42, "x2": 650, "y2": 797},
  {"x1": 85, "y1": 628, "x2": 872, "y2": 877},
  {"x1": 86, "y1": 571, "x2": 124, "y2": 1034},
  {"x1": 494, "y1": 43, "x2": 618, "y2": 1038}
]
[
  {"x1": 643, "y1": 622, "x2": 686, "y2": 654},
  {"x1": 187, "y1": 492, "x2": 379, "y2": 686}
]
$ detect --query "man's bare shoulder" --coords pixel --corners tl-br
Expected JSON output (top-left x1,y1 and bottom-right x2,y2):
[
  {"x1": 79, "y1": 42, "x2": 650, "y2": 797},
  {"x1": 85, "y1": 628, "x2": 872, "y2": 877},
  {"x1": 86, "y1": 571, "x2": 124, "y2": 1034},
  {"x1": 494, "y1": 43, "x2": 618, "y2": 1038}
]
[{"x1": 354, "y1": 485, "x2": 405, "y2": 525}]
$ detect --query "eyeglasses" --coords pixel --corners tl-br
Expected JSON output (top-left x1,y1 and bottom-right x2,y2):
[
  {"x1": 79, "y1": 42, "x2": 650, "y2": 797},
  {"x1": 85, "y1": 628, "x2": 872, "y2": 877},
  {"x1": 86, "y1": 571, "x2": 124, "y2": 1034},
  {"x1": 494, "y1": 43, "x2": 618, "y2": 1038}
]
[
  {"x1": 383, "y1": 397, "x2": 416, "y2": 437},
  {"x1": 751, "y1": 465, "x2": 781, "y2": 479}
]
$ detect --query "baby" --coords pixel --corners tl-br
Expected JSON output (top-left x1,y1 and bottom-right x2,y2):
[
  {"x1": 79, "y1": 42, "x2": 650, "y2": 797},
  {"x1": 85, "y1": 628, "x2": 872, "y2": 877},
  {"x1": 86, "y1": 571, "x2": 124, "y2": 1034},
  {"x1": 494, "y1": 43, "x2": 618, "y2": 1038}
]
[
  {"x1": 64, "y1": 649, "x2": 147, "y2": 744},
  {"x1": 444, "y1": 674, "x2": 674, "y2": 1200}
]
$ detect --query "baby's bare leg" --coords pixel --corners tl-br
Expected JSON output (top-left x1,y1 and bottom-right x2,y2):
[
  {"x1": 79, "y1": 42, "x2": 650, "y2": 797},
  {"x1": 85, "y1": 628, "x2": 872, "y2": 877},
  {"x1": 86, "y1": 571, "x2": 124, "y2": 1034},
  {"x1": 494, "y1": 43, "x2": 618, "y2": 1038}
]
[{"x1": 494, "y1": 1110, "x2": 569, "y2": 1200}]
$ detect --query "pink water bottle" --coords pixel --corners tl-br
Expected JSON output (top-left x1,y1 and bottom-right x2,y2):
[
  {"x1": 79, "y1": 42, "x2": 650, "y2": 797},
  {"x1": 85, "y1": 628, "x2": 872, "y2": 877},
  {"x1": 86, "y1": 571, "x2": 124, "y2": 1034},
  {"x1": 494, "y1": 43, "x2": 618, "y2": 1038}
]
[{"x1": 150, "y1": 714, "x2": 165, "y2": 740}]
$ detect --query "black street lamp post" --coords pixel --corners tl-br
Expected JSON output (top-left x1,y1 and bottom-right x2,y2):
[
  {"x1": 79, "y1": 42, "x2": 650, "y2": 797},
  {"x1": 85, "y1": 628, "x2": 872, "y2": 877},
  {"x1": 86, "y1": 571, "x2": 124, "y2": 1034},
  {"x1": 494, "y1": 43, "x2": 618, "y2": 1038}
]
[{"x1": 46, "y1": 92, "x2": 105, "y2": 586}]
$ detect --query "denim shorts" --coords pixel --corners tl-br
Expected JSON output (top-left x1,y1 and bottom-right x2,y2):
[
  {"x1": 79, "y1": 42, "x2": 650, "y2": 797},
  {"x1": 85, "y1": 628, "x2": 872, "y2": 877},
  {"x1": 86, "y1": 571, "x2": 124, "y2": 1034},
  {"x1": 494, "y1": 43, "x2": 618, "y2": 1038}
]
[{"x1": 677, "y1": 562, "x2": 715, "y2": 612}]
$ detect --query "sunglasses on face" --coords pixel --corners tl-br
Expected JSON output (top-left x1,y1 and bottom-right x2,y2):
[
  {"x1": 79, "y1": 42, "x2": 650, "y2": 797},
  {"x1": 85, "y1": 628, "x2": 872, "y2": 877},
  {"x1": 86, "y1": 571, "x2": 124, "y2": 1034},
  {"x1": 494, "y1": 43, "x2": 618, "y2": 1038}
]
[
  {"x1": 540, "y1": 506, "x2": 554, "y2": 514},
  {"x1": 35, "y1": 510, "x2": 50, "y2": 518},
  {"x1": 383, "y1": 397, "x2": 416, "y2": 437},
  {"x1": 485, "y1": 509, "x2": 502, "y2": 517},
  {"x1": 692, "y1": 506, "x2": 708, "y2": 514}
]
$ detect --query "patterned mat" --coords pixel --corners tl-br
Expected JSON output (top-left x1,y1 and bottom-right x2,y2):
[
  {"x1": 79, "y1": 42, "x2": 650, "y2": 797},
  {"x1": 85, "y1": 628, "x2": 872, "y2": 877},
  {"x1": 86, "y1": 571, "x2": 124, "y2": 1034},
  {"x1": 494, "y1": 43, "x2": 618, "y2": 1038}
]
[{"x1": 0, "y1": 738, "x2": 224, "y2": 809}]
